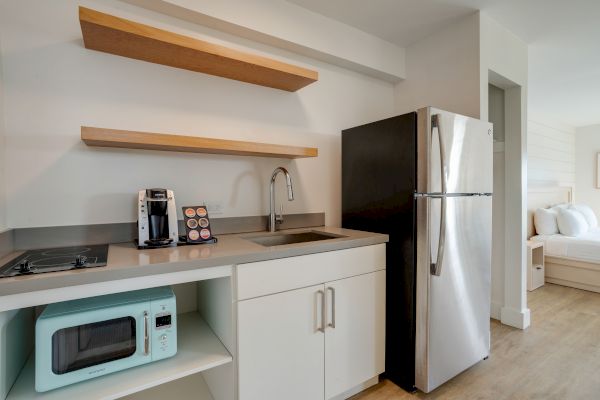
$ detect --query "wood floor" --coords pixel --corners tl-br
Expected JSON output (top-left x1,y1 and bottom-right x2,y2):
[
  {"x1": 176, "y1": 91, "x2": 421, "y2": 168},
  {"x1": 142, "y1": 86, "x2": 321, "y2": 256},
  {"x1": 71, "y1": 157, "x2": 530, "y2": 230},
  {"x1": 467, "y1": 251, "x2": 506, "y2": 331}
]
[{"x1": 352, "y1": 284, "x2": 600, "y2": 400}]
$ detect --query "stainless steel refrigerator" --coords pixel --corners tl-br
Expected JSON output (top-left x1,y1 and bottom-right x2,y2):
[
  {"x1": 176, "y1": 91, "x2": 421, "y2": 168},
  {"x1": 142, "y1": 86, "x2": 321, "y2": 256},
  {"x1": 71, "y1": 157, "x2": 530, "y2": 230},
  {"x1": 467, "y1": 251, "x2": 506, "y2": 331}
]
[{"x1": 342, "y1": 107, "x2": 492, "y2": 393}]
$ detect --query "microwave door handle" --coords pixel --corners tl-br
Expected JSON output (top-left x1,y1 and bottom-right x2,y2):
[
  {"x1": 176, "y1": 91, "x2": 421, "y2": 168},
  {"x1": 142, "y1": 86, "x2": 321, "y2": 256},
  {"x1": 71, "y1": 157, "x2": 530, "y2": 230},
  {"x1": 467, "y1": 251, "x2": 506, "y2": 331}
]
[{"x1": 143, "y1": 311, "x2": 150, "y2": 355}]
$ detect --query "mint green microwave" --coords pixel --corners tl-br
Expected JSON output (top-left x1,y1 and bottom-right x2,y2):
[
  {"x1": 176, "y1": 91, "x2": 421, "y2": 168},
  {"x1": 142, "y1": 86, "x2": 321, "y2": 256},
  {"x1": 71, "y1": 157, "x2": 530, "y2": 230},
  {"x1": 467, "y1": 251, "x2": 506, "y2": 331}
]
[{"x1": 35, "y1": 287, "x2": 177, "y2": 392}]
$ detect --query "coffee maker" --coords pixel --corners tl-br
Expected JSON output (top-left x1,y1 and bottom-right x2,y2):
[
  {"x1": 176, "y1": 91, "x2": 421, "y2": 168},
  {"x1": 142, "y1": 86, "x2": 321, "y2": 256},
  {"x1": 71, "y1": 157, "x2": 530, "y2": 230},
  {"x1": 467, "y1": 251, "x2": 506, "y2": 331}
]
[{"x1": 137, "y1": 188, "x2": 179, "y2": 249}]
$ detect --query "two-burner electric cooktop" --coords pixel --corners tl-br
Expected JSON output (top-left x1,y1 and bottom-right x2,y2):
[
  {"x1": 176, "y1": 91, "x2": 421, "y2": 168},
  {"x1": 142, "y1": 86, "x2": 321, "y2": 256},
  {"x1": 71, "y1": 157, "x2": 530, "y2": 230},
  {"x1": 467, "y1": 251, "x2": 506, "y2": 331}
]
[{"x1": 0, "y1": 244, "x2": 109, "y2": 278}]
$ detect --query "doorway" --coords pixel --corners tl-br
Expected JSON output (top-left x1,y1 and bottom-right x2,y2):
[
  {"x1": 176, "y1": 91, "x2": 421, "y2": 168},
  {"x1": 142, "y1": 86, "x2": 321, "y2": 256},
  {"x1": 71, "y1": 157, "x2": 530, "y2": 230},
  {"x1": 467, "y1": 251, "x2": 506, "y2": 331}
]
[{"x1": 487, "y1": 71, "x2": 530, "y2": 329}]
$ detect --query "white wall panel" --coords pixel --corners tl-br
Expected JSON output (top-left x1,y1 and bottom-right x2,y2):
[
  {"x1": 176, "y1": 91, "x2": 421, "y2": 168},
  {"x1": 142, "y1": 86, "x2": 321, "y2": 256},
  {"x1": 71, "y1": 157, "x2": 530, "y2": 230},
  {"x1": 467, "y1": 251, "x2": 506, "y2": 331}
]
[
  {"x1": 575, "y1": 125, "x2": 600, "y2": 218},
  {"x1": 527, "y1": 120, "x2": 576, "y2": 188}
]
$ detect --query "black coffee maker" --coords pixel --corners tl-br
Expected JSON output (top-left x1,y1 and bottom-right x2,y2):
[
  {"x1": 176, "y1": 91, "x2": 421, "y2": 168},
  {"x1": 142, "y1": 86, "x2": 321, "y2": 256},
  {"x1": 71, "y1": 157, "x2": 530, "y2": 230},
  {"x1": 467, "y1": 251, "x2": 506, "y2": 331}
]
[{"x1": 137, "y1": 188, "x2": 179, "y2": 249}]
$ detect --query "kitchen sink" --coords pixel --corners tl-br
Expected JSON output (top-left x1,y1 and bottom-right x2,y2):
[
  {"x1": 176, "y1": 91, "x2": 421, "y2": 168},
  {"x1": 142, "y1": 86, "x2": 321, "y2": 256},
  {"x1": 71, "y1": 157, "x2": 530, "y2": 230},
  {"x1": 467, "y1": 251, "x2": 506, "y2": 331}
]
[{"x1": 244, "y1": 231, "x2": 346, "y2": 247}]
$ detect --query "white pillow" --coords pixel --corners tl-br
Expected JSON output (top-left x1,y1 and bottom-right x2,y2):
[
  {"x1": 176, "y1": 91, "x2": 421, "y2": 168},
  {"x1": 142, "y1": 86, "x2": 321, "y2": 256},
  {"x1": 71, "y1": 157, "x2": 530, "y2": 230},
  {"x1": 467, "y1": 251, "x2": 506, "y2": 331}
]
[
  {"x1": 534, "y1": 208, "x2": 559, "y2": 235},
  {"x1": 551, "y1": 203, "x2": 569, "y2": 212},
  {"x1": 570, "y1": 204, "x2": 598, "y2": 229},
  {"x1": 556, "y1": 208, "x2": 589, "y2": 237}
]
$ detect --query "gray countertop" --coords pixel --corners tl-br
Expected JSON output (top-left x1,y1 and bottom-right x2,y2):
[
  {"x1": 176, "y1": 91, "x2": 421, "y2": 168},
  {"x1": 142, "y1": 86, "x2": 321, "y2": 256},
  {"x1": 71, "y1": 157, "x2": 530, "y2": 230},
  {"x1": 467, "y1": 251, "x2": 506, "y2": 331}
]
[{"x1": 0, "y1": 227, "x2": 388, "y2": 297}]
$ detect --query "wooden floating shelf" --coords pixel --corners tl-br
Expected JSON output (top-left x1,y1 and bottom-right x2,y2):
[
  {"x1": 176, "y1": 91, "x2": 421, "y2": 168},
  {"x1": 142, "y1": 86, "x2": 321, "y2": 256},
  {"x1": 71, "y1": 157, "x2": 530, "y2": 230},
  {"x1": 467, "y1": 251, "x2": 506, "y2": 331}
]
[
  {"x1": 81, "y1": 127, "x2": 319, "y2": 159},
  {"x1": 7, "y1": 312, "x2": 232, "y2": 400},
  {"x1": 79, "y1": 6, "x2": 318, "y2": 92}
]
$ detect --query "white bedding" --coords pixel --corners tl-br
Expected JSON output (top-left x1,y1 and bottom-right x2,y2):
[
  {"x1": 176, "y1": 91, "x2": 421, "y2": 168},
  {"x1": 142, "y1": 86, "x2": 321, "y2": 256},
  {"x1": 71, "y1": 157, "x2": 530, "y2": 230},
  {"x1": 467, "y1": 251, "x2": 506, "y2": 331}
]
[{"x1": 531, "y1": 228, "x2": 600, "y2": 263}]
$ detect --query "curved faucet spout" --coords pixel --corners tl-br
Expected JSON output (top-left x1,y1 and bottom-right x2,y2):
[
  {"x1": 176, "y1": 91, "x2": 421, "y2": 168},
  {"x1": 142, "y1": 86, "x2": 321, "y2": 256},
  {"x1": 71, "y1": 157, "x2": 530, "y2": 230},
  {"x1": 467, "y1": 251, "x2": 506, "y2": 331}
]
[{"x1": 269, "y1": 167, "x2": 294, "y2": 232}]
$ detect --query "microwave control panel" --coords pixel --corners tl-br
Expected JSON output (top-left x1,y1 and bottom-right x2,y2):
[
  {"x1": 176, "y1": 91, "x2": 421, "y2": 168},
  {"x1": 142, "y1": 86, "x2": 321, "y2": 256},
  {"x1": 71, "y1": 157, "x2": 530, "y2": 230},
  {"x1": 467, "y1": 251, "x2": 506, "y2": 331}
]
[{"x1": 150, "y1": 296, "x2": 177, "y2": 361}]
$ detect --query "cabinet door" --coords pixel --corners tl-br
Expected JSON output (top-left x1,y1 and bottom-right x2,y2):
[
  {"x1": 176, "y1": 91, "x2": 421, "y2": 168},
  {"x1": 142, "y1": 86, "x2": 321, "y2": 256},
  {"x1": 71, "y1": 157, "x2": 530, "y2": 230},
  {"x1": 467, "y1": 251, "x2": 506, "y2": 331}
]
[
  {"x1": 325, "y1": 270, "x2": 386, "y2": 399},
  {"x1": 238, "y1": 284, "x2": 325, "y2": 400}
]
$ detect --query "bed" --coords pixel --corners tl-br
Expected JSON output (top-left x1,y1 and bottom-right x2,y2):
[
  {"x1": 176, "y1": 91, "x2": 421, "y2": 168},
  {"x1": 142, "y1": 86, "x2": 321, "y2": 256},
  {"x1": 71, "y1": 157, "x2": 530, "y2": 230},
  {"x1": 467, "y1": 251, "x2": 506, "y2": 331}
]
[{"x1": 528, "y1": 186, "x2": 600, "y2": 294}]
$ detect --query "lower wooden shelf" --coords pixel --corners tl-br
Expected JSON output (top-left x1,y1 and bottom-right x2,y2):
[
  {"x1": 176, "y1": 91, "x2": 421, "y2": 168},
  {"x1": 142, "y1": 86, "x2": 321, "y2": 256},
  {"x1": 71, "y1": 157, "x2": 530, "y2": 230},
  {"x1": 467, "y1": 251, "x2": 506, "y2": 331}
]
[
  {"x1": 7, "y1": 312, "x2": 232, "y2": 400},
  {"x1": 81, "y1": 126, "x2": 319, "y2": 159},
  {"x1": 122, "y1": 373, "x2": 214, "y2": 400}
]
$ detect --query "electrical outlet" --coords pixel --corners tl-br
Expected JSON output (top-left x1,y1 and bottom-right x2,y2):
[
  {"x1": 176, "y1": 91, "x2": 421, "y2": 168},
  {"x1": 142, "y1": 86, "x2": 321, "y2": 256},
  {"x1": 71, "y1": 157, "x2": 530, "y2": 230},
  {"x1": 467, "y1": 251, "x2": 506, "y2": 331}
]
[{"x1": 203, "y1": 200, "x2": 224, "y2": 215}]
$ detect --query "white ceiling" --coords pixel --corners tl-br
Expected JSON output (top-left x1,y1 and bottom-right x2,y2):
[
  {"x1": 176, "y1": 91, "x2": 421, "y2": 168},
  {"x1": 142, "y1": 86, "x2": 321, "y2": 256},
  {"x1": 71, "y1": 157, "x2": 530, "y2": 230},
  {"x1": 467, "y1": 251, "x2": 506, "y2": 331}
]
[{"x1": 288, "y1": 0, "x2": 600, "y2": 128}]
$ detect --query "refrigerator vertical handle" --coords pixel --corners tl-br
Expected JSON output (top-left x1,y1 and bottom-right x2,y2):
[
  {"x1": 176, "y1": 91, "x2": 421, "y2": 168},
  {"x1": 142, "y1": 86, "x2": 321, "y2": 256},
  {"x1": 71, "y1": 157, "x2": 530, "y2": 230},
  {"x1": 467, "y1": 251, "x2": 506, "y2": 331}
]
[
  {"x1": 432, "y1": 114, "x2": 448, "y2": 195},
  {"x1": 430, "y1": 196, "x2": 446, "y2": 276},
  {"x1": 430, "y1": 114, "x2": 447, "y2": 276}
]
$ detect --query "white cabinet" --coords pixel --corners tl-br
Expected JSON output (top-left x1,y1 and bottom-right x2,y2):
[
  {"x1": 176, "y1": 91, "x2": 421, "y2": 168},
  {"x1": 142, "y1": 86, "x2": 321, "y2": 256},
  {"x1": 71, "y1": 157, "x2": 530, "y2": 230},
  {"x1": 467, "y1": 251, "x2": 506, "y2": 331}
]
[
  {"x1": 237, "y1": 284, "x2": 325, "y2": 400},
  {"x1": 324, "y1": 271, "x2": 385, "y2": 398},
  {"x1": 236, "y1": 245, "x2": 386, "y2": 400}
]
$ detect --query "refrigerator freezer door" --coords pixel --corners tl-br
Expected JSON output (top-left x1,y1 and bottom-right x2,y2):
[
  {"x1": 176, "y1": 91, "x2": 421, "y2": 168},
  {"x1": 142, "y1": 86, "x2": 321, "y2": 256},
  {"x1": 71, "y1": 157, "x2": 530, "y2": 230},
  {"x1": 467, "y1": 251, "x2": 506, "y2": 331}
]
[
  {"x1": 415, "y1": 195, "x2": 492, "y2": 393},
  {"x1": 417, "y1": 107, "x2": 493, "y2": 195}
]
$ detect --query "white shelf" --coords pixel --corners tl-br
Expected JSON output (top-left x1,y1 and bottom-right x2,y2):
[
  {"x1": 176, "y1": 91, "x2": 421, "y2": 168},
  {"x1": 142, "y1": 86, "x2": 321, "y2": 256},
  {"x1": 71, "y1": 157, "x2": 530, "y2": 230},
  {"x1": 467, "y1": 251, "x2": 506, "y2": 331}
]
[
  {"x1": 7, "y1": 312, "x2": 232, "y2": 400},
  {"x1": 122, "y1": 373, "x2": 214, "y2": 400}
]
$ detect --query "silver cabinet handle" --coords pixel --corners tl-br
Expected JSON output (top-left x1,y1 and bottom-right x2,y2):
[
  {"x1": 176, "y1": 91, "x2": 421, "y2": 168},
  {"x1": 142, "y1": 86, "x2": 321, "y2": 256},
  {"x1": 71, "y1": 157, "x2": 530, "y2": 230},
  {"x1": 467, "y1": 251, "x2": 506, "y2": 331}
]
[
  {"x1": 430, "y1": 114, "x2": 447, "y2": 277},
  {"x1": 327, "y1": 287, "x2": 336, "y2": 329},
  {"x1": 317, "y1": 290, "x2": 325, "y2": 333},
  {"x1": 143, "y1": 311, "x2": 150, "y2": 355}
]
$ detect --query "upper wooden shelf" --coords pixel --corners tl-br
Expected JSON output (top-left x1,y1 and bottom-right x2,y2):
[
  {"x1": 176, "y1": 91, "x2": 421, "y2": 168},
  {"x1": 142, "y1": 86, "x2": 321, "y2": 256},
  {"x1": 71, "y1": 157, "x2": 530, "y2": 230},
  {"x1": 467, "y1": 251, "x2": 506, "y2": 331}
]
[
  {"x1": 79, "y1": 7, "x2": 318, "y2": 92},
  {"x1": 81, "y1": 127, "x2": 318, "y2": 159}
]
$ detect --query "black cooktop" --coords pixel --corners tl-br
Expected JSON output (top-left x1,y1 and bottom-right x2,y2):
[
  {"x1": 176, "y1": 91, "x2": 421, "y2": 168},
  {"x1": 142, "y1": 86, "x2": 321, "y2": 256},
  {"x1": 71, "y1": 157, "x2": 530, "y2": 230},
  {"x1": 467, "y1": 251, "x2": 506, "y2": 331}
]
[{"x1": 0, "y1": 244, "x2": 109, "y2": 278}]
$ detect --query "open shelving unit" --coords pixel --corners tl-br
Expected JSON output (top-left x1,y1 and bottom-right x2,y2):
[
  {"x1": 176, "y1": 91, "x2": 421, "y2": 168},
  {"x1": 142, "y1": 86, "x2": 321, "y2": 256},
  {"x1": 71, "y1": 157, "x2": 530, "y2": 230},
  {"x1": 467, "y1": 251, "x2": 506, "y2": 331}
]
[
  {"x1": 81, "y1": 126, "x2": 318, "y2": 158},
  {"x1": 527, "y1": 241, "x2": 545, "y2": 291},
  {"x1": 79, "y1": 6, "x2": 318, "y2": 92},
  {"x1": 7, "y1": 312, "x2": 232, "y2": 400},
  {"x1": 123, "y1": 373, "x2": 214, "y2": 400}
]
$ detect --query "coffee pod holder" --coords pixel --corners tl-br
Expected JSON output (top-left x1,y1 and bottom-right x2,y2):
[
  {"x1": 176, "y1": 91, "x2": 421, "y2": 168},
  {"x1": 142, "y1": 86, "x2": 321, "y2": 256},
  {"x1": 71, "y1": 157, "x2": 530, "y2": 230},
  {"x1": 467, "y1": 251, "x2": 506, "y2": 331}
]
[{"x1": 180, "y1": 205, "x2": 218, "y2": 245}]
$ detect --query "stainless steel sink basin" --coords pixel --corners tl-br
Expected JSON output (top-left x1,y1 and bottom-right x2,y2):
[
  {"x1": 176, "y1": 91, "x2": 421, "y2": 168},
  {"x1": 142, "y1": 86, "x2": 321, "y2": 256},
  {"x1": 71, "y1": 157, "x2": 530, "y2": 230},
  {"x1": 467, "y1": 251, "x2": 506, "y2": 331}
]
[{"x1": 244, "y1": 231, "x2": 346, "y2": 247}]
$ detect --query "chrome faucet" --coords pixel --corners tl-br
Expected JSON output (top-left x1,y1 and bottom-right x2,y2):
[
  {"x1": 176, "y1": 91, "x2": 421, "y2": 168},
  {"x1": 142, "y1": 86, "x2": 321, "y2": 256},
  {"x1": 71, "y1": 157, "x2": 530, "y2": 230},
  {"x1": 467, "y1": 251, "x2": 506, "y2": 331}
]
[{"x1": 269, "y1": 167, "x2": 294, "y2": 232}]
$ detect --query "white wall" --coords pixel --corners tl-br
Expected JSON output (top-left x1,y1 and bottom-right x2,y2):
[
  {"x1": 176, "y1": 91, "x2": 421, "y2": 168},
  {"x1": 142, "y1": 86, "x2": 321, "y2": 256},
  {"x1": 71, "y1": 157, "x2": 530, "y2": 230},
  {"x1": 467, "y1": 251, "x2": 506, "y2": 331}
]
[
  {"x1": 479, "y1": 16, "x2": 527, "y2": 122},
  {"x1": 0, "y1": 0, "x2": 395, "y2": 229},
  {"x1": 480, "y1": 13, "x2": 529, "y2": 329},
  {"x1": 575, "y1": 125, "x2": 600, "y2": 217},
  {"x1": 393, "y1": 13, "x2": 480, "y2": 117},
  {"x1": 124, "y1": 0, "x2": 406, "y2": 82},
  {"x1": 488, "y1": 84, "x2": 504, "y2": 142},
  {"x1": 528, "y1": 120, "x2": 576, "y2": 188}
]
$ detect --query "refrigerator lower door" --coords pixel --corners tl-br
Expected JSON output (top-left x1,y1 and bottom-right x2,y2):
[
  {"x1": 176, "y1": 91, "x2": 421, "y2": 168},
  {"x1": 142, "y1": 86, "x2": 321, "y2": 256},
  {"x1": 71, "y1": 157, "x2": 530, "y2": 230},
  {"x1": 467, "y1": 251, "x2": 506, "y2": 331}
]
[{"x1": 415, "y1": 195, "x2": 492, "y2": 393}]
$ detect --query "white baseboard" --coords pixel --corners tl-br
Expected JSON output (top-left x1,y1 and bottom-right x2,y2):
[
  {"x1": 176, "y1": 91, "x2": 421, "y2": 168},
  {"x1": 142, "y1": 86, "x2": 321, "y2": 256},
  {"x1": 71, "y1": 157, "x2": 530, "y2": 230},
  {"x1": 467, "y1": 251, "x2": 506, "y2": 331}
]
[
  {"x1": 500, "y1": 306, "x2": 531, "y2": 329},
  {"x1": 490, "y1": 301, "x2": 502, "y2": 320},
  {"x1": 329, "y1": 376, "x2": 379, "y2": 400}
]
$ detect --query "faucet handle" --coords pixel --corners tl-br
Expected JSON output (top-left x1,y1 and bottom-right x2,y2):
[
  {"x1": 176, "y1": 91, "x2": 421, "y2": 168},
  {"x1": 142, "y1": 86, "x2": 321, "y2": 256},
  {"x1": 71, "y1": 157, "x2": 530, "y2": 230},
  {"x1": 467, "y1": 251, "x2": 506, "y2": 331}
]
[{"x1": 276, "y1": 204, "x2": 284, "y2": 225}]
